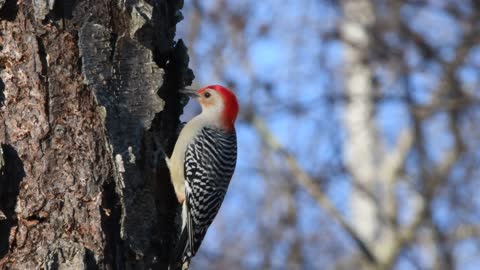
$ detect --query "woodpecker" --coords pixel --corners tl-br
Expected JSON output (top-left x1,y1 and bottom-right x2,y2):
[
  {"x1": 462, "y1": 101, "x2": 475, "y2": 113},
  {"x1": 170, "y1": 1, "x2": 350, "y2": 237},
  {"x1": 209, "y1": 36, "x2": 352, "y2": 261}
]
[{"x1": 166, "y1": 85, "x2": 239, "y2": 269}]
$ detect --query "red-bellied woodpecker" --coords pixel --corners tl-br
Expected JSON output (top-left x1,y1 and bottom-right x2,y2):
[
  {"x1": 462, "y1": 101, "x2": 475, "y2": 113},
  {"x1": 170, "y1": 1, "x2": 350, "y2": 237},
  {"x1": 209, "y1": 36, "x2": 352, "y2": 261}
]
[{"x1": 166, "y1": 85, "x2": 239, "y2": 269}]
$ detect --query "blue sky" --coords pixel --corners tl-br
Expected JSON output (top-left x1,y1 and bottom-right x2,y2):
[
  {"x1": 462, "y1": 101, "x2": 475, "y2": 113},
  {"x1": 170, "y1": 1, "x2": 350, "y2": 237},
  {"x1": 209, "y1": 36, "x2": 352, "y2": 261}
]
[{"x1": 176, "y1": 0, "x2": 480, "y2": 268}]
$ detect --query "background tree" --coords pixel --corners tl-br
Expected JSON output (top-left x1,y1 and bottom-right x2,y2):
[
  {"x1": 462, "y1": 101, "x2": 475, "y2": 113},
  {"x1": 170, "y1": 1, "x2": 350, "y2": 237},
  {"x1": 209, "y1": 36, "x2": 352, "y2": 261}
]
[
  {"x1": 0, "y1": 0, "x2": 191, "y2": 269},
  {"x1": 178, "y1": 0, "x2": 480, "y2": 269}
]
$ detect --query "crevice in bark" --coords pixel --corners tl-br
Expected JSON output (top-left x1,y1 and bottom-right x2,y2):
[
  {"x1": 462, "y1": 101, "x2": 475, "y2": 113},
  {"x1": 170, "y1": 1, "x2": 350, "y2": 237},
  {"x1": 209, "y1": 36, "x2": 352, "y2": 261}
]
[
  {"x1": 48, "y1": 252, "x2": 60, "y2": 270},
  {"x1": 25, "y1": 214, "x2": 47, "y2": 224},
  {"x1": 50, "y1": 0, "x2": 75, "y2": 20},
  {"x1": 35, "y1": 36, "x2": 48, "y2": 84},
  {"x1": 36, "y1": 36, "x2": 50, "y2": 123},
  {"x1": 0, "y1": 144, "x2": 25, "y2": 258},
  {"x1": 0, "y1": 0, "x2": 17, "y2": 21},
  {"x1": 84, "y1": 248, "x2": 98, "y2": 270},
  {"x1": 101, "y1": 178, "x2": 125, "y2": 270},
  {"x1": 0, "y1": 78, "x2": 4, "y2": 106},
  {"x1": 109, "y1": 33, "x2": 118, "y2": 63}
]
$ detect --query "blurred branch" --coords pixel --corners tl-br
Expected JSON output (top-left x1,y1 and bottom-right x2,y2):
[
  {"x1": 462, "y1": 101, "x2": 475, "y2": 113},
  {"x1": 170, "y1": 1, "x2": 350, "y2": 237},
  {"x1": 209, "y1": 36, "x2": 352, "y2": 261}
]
[
  {"x1": 379, "y1": 141, "x2": 463, "y2": 269},
  {"x1": 414, "y1": 95, "x2": 480, "y2": 120},
  {"x1": 250, "y1": 115, "x2": 378, "y2": 265},
  {"x1": 380, "y1": 128, "x2": 415, "y2": 226},
  {"x1": 378, "y1": 199, "x2": 425, "y2": 270},
  {"x1": 452, "y1": 224, "x2": 480, "y2": 241}
]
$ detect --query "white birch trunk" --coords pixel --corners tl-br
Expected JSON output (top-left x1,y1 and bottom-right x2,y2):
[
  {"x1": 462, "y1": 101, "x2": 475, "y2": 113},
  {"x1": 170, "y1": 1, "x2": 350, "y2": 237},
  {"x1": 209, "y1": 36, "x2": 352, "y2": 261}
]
[{"x1": 340, "y1": 0, "x2": 391, "y2": 263}]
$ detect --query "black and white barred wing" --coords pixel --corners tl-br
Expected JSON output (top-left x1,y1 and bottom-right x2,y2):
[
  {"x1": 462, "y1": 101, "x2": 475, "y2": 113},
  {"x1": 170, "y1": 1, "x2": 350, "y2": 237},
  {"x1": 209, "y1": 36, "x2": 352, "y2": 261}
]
[{"x1": 183, "y1": 126, "x2": 237, "y2": 260}]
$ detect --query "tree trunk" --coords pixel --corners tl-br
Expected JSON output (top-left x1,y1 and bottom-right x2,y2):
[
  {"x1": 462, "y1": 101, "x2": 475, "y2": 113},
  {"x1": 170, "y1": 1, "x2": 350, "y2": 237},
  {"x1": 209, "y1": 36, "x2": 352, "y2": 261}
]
[
  {"x1": 0, "y1": 0, "x2": 192, "y2": 269},
  {"x1": 340, "y1": 0, "x2": 395, "y2": 266},
  {"x1": 340, "y1": 0, "x2": 381, "y2": 267}
]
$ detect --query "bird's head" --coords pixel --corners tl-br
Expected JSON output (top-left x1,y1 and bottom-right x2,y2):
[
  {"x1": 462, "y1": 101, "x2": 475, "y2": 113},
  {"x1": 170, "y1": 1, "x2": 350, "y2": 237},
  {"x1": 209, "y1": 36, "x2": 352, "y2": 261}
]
[{"x1": 181, "y1": 85, "x2": 239, "y2": 131}]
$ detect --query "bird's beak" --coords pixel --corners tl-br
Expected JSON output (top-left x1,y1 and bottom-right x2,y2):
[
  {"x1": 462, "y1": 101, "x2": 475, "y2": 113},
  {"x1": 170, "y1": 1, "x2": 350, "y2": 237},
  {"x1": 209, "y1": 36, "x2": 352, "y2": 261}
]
[{"x1": 179, "y1": 88, "x2": 200, "y2": 98}]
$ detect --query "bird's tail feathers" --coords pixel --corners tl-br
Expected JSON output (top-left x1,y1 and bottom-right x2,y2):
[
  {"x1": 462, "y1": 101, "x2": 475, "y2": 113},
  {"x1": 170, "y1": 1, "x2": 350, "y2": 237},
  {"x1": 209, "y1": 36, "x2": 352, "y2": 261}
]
[{"x1": 169, "y1": 226, "x2": 190, "y2": 270}]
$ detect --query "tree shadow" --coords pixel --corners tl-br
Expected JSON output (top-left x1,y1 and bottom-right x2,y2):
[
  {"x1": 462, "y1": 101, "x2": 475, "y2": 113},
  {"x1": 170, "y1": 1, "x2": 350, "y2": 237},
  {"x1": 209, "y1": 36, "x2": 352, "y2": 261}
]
[{"x1": 0, "y1": 144, "x2": 25, "y2": 258}]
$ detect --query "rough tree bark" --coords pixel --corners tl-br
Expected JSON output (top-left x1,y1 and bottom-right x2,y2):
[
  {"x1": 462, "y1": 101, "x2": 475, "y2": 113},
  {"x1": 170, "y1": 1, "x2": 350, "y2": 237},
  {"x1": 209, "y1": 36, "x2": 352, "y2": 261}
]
[{"x1": 0, "y1": 0, "x2": 193, "y2": 269}]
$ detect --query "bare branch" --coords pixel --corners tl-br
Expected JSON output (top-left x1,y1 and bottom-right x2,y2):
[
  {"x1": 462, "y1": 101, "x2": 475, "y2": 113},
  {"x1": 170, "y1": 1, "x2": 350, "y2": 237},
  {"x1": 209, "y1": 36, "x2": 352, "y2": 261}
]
[
  {"x1": 380, "y1": 128, "x2": 415, "y2": 226},
  {"x1": 251, "y1": 115, "x2": 378, "y2": 264}
]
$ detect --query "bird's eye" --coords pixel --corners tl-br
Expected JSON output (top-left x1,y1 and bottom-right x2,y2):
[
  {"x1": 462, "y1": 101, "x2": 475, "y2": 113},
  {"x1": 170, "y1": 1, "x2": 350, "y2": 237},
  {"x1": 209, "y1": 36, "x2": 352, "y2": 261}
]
[{"x1": 204, "y1": 92, "x2": 211, "y2": 98}]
